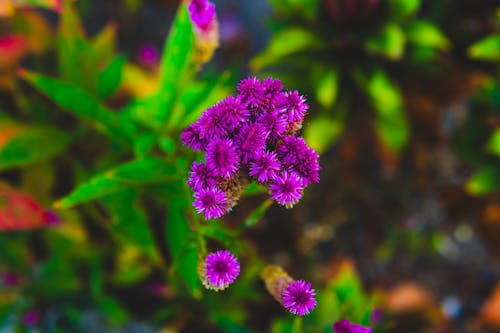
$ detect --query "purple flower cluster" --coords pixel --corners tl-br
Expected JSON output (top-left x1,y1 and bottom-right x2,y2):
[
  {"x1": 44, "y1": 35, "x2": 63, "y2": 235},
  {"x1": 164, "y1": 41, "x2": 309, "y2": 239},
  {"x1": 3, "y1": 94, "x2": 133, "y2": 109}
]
[
  {"x1": 332, "y1": 319, "x2": 372, "y2": 333},
  {"x1": 199, "y1": 250, "x2": 240, "y2": 291},
  {"x1": 182, "y1": 77, "x2": 320, "y2": 219}
]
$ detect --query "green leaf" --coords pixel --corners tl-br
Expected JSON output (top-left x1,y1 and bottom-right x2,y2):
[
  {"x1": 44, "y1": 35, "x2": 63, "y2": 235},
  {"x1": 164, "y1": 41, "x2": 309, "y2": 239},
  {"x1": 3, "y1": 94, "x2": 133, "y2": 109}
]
[
  {"x1": 56, "y1": 176, "x2": 125, "y2": 209},
  {"x1": 466, "y1": 167, "x2": 500, "y2": 195},
  {"x1": 89, "y1": 23, "x2": 117, "y2": 67},
  {"x1": 316, "y1": 68, "x2": 339, "y2": 108},
  {"x1": 356, "y1": 69, "x2": 408, "y2": 151},
  {"x1": 468, "y1": 34, "x2": 500, "y2": 61},
  {"x1": 252, "y1": 28, "x2": 322, "y2": 70},
  {"x1": 97, "y1": 55, "x2": 125, "y2": 99},
  {"x1": 365, "y1": 23, "x2": 405, "y2": 60},
  {"x1": 21, "y1": 70, "x2": 137, "y2": 146},
  {"x1": 97, "y1": 298, "x2": 128, "y2": 326},
  {"x1": 153, "y1": 4, "x2": 195, "y2": 127},
  {"x1": 388, "y1": 0, "x2": 421, "y2": 19},
  {"x1": 0, "y1": 126, "x2": 69, "y2": 171},
  {"x1": 106, "y1": 189, "x2": 157, "y2": 259},
  {"x1": 406, "y1": 20, "x2": 450, "y2": 50},
  {"x1": 57, "y1": 0, "x2": 86, "y2": 85},
  {"x1": 268, "y1": 0, "x2": 319, "y2": 20},
  {"x1": 128, "y1": 5, "x2": 195, "y2": 130},
  {"x1": 56, "y1": 158, "x2": 177, "y2": 208},
  {"x1": 487, "y1": 130, "x2": 500, "y2": 156},
  {"x1": 109, "y1": 158, "x2": 177, "y2": 184},
  {"x1": 305, "y1": 115, "x2": 343, "y2": 154},
  {"x1": 166, "y1": 199, "x2": 201, "y2": 297}
]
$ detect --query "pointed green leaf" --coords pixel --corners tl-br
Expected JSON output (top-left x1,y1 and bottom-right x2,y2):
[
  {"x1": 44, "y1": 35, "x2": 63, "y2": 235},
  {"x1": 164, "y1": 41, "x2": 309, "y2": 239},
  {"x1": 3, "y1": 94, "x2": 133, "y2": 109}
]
[
  {"x1": 468, "y1": 34, "x2": 500, "y2": 61},
  {"x1": 487, "y1": 130, "x2": 500, "y2": 156},
  {"x1": 305, "y1": 115, "x2": 343, "y2": 154},
  {"x1": 356, "y1": 69, "x2": 408, "y2": 151},
  {"x1": 365, "y1": 23, "x2": 405, "y2": 60},
  {"x1": 105, "y1": 189, "x2": 157, "y2": 259},
  {"x1": 388, "y1": 0, "x2": 421, "y2": 19},
  {"x1": 252, "y1": 28, "x2": 322, "y2": 70},
  {"x1": 466, "y1": 167, "x2": 500, "y2": 195},
  {"x1": 166, "y1": 199, "x2": 201, "y2": 297},
  {"x1": 57, "y1": 0, "x2": 86, "y2": 84},
  {"x1": 406, "y1": 20, "x2": 450, "y2": 50},
  {"x1": 148, "y1": 4, "x2": 195, "y2": 128},
  {"x1": 97, "y1": 55, "x2": 125, "y2": 99},
  {"x1": 0, "y1": 126, "x2": 69, "y2": 171},
  {"x1": 21, "y1": 70, "x2": 137, "y2": 146},
  {"x1": 56, "y1": 158, "x2": 177, "y2": 208},
  {"x1": 316, "y1": 68, "x2": 339, "y2": 108}
]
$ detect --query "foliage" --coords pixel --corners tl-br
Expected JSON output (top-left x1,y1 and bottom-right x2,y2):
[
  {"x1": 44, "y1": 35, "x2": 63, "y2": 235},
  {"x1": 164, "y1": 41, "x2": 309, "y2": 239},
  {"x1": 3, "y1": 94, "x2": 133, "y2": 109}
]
[{"x1": 254, "y1": 0, "x2": 498, "y2": 154}]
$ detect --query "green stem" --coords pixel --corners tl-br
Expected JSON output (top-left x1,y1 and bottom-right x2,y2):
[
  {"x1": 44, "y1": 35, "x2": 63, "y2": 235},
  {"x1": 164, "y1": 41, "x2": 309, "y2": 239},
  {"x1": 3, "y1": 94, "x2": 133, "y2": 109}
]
[
  {"x1": 192, "y1": 213, "x2": 207, "y2": 255},
  {"x1": 292, "y1": 316, "x2": 303, "y2": 333}
]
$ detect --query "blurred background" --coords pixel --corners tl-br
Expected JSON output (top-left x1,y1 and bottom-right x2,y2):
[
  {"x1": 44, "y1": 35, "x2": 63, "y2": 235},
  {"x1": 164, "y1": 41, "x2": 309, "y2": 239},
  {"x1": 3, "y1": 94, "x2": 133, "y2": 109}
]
[{"x1": 0, "y1": 0, "x2": 500, "y2": 332}]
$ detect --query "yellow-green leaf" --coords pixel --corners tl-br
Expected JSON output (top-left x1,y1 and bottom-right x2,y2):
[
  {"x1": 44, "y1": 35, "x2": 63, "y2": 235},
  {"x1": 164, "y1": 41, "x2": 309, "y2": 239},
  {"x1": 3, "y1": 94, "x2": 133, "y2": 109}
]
[{"x1": 468, "y1": 34, "x2": 500, "y2": 61}]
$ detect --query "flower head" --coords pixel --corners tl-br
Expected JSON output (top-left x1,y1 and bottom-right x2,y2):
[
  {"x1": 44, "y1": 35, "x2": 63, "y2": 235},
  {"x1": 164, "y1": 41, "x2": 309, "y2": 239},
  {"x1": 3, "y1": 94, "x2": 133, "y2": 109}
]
[
  {"x1": 257, "y1": 108, "x2": 287, "y2": 141},
  {"x1": 202, "y1": 250, "x2": 240, "y2": 291},
  {"x1": 198, "y1": 107, "x2": 229, "y2": 140},
  {"x1": 181, "y1": 123, "x2": 207, "y2": 151},
  {"x1": 332, "y1": 319, "x2": 372, "y2": 333},
  {"x1": 237, "y1": 76, "x2": 265, "y2": 110},
  {"x1": 188, "y1": 0, "x2": 216, "y2": 33},
  {"x1": 234, "y1": 123, "x2": 268, "y2": 164},
  {"x1": 278, "y1": 136, "x2": 320, "y2": 185},
  {"x1": 206, "y1": 139, "x2": 239, "y2": 178},
  {"x1": 280, "y1": 90, "x2": 308, "y2": 124},
  {"x1": 22, "y1": 310, "x2": 40, "y2": 327},
  {"x1": 249, "y1": 151, "x2": 281, "y2": 183},
  {"x1": 269, "y1": 171, "x2": 304, "y2": 208},
  {"x1": 282, "y1": 280, "x2": 317, "y2": 316},
  {"x1": 193, "y1": 186, "x2": 228, "y2": 220},
  {"x1": 214, "y1": 96, "x2": 249, "y2": 132},
  {"x1": 187, "y1": 161, "x2": 216, "y2": 190}
]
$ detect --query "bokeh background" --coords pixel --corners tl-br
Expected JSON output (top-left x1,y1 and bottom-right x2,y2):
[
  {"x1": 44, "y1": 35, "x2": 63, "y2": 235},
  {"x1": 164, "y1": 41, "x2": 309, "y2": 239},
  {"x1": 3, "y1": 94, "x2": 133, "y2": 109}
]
[{"x1": 0, "y1": 0, "x2": 500, "y2": 332}]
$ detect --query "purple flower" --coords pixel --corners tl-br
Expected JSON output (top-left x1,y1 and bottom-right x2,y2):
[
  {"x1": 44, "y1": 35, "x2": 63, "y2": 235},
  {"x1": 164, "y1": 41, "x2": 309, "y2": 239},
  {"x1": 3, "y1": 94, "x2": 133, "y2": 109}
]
[
  {"x1": 280, "y1": 90, "x2": 308, "y2": 124},
  {"x1": 263, "y1": 77, "x2": 286, "y2": 106},
  {"x1": 22, "y1": 310, "x2": 40, "y2": 327},
  {"x1": 206, "y1": 139, "x2": 239, "y2": 178},
  {"x1": 181, "y1": 76, "x2": 320, "y2": 219},
  {"x1": 257, "y1": 109, "x2": 287, "y2": 141},
  {"x1": 188, "y1": 0, "x2": 216, "y2": 33},
  {"x1": 277, "y1": 136, "x2": 320, "y2": 184},
  {"x1": 193, "y1": 186, "x2": 228, "y2": 220},
  {"x1": 198, "y1": 107, "x2": 229, "y2": 140},
  {"x1": 370, "y1": 309, "x2": 383, "y2": 324},
  {"x1": 234, "y1": 123, "x2": 268, "y2": 164},
  {"x1": 282, "y1": 280, "x2": 317, "y2": 316},
  {"x1": 332, "y1": 319, "x2": 372, "y2": 333},
  {"x1": 181, "y1": 123, "x2": 207, "y2": 151},
  {"x1": 187, "y1": 161, "x2": 216, "y2": 190},
  {"x1": 203, "y1": 250, "x2": 240, "y2": 291},
  {"x1": 249, "y1": 151, "x2": 281, "y2": 183},
  {"x1": 138, "y1": 44, "x2": 160, "y2": 67},
  {"x1": 237, "y1": 77, "x2": 265, "y2": 109},
  {"x1": 269, "y1": 171, "x2": 304, "y2": 208},
  {"x1": 214, "y1": 96, "x2": 249, "y2": 132},
  {"x1": 2, "y1": 272, "x2": 21, "y2": 287}
]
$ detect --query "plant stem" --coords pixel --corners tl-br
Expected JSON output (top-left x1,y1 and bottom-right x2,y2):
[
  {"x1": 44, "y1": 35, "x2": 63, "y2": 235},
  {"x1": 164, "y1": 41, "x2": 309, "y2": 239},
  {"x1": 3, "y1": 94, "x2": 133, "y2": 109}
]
[{"x1": 292, "y1": 316, "x2": 303, "y2": 333}]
